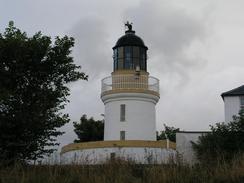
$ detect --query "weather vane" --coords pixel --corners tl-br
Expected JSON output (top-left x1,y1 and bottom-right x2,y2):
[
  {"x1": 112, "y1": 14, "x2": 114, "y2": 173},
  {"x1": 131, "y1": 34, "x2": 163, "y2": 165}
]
[{"x1": 125, "y1": 21, "x2": 133, "y2": 31}]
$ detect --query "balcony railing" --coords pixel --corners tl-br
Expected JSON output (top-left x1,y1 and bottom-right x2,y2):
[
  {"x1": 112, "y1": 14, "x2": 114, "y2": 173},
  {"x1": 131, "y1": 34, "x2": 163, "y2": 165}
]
[{"x1": 101, "y1": 75, "x2": 159, "y2": 96}]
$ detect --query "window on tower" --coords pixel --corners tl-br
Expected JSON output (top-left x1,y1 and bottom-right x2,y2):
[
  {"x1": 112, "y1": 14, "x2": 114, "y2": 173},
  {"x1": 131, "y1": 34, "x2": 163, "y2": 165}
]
[
  {"x1": 125, "y1": 46, "x2": 133, "y2": 69},
  {"x1": 113, "y1": 46, "x2": 147, "y2": 71},
  {"x1": 118, "y1": 47, "x2": 124, "y2": 59},
  {"x1": 133, "y1": 46, "x2": 140, "y2": 69},
  {"x1": 140, "y1": 48, "x2": 146, "y2": 71},
  {"x1": 113, "y1": 49, "x2": 118, "y2": 70},
  {"x1": 120, "y1": 104, "x2": 126, "y2": 121},
  {"x1": 120, "y1": 131, "x2": 125, "y2": 140},
  {"x1": 118, "y1": 47, "x2": 124, "y2": 70}
]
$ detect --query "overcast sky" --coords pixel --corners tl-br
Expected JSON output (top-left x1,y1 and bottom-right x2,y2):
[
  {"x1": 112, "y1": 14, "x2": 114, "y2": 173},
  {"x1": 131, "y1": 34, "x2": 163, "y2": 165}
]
[{"x1": 1, "y1": 0, "x2": 244, "y2": 148}]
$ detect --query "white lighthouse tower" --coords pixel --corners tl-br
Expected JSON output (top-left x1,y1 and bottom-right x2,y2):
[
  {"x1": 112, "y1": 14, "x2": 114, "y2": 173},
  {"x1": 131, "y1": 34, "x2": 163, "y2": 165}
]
[{"x1": 101, "y1": 22, "x2": 160, "y2": 141}]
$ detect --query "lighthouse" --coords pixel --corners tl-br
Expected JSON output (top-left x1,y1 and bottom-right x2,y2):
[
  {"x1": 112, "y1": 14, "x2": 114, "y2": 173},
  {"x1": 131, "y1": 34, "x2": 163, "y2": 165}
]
[
  {"x1": 101, "y1": 22, "x2": 160, "y2": 141},
  {"x1": 61, "y1": 23, "x2": 176, "y2": 165}
]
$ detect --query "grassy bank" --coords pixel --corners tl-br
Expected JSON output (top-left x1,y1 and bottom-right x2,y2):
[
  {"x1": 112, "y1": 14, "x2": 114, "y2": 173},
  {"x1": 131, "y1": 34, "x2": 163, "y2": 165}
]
[{"x1": 1, "y1": 158, "x2": 244, "y2": 183}]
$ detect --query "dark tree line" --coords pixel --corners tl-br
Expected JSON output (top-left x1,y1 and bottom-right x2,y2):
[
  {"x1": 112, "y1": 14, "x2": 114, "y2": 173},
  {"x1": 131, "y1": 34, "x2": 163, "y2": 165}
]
[
  {"x1": 73, "y1": 115, "x2": 104, "y2": 142},
  {"x1": 0, "y1": 21, "x2": 87, "y2": 164}
]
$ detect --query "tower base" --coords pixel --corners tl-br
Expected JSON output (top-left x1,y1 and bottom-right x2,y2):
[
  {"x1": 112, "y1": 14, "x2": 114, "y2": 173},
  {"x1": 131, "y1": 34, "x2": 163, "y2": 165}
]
[{"x1": 61, "y1": 140, "x2": 176, "y2": 164}]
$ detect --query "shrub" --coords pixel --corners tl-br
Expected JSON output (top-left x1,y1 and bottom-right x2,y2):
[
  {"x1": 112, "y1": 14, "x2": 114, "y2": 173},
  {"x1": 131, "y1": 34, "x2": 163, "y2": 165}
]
[{"x1": 192, "y1": 110, "x2": 244, "y2": 164}]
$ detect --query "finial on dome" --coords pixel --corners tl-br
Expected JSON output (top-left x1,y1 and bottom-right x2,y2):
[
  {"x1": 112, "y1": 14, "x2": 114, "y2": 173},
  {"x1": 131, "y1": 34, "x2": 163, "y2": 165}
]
[{"x1": 125, "y1": 21, "x2": 133, "y2": 31}]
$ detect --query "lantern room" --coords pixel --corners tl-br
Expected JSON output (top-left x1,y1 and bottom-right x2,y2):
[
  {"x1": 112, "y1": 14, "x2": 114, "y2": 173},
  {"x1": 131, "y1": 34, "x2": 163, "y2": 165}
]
[{"x1": 112, "y1": 22, "x2": 148, "y2": 72}]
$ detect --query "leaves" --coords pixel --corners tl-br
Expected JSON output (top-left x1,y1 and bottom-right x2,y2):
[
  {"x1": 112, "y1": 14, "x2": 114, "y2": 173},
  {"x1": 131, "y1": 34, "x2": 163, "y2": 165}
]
[
  {"x1": 0, "y1": 21, "x2": 88, "y2": 163},
  {"x1": 73, "y1": 115, "x2": 104, "y2": 142},
  {"x1": 157, "y1": 124, "x2": 179, "y2": 142},
  {"x1": 192, "y1": 110, "x2": 244, "y2": 164}
]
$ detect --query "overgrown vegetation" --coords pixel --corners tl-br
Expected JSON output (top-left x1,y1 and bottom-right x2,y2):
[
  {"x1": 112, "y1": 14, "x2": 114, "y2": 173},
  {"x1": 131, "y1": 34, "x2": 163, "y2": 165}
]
[
  {"x1": 192, "y1": 110, "x2": 244, "y2": 165},
  {"x1": 73, "y1": 114, "x2": 104, "y2": 142},
  {"x1": 0, "y1": 22, "x2": 87, "y2": 164},
  {"x1": 1, "y1": 156, "x2": 244, "y2": 183}
]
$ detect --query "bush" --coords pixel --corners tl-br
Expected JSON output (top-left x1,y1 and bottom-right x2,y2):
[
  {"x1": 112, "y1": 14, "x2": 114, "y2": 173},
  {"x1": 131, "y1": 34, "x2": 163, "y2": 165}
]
[{"x1": 192, "y1": 110, "x2": 244, "y2": 164}]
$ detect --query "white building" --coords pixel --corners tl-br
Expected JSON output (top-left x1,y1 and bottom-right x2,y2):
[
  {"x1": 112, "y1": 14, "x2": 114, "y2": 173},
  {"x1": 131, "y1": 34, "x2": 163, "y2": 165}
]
[
  {"x1": 176, "y1": 85, "x2": 244, "y2": 164},
  {"x1": 221, "y1": 85, "x2": 244, "y2": 122},
  {"x1": 61, "y1": 23, "x2": 176, "y2": 164}
]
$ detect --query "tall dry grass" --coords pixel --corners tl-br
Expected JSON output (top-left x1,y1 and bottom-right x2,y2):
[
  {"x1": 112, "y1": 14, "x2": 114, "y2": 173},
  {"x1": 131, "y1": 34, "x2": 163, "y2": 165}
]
[{"x1": 1, "y1": 155, "x2": 244, "y2": 183}]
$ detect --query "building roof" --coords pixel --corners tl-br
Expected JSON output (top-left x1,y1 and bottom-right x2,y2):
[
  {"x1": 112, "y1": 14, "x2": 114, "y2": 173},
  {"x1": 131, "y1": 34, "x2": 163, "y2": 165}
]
[
  {"x1": 113, "y1": 30, "x2": 148, "y2": 50},
  {"x1": 221, "y1": 85, "x2": 244, "y2": 98}
]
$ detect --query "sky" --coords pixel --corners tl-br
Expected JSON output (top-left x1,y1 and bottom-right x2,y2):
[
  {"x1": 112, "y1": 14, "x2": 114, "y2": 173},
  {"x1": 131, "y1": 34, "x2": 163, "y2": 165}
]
[{"x1": 1, "y1": 0, "x2": 244, "y2": 149}]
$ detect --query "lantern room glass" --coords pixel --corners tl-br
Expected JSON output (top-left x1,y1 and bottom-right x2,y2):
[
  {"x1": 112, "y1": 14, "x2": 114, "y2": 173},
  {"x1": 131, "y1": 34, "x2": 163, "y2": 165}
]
[{"x1": 113, "y1": 46, "x2": 147, "y2": 71}]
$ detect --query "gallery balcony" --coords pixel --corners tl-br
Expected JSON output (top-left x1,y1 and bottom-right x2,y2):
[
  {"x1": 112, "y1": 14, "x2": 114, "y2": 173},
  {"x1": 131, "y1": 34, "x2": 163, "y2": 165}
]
[{"x1": 101, "y1": 75, "x2": 160, "y2": 97}]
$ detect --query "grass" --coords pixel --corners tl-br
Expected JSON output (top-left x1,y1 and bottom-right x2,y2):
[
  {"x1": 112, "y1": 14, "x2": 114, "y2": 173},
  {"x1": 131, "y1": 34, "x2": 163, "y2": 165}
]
[{"x1": 1, "y1": 156, "x2": 244, "y2": 183}]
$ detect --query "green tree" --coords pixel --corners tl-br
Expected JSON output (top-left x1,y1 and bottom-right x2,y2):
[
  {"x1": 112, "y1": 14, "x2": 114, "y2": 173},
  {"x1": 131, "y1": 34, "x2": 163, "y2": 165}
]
[
  {"x1": 73, "y1": 115, "x2": 104, "y2": 142},
  {"x1": 0, "y1": 21, "x2": 87, "y2": 164},
  {"x1": 157, "y1": 124, "x2": 179, "y2": 142},
  {"x1": 192, "y1": 110, "x2": 244, "y2": 164}
]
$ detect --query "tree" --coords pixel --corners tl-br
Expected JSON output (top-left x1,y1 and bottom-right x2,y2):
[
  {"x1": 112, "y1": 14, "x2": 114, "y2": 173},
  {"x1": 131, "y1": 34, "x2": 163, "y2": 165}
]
[
  {"x1": 0, "y1": 21, "x2": 88, "y2": 164},
  {"x1": 157, "y1": 124, "x2": 179, "y2": 142},
  {"x1": 73, "y1": 115, "x2": 104, "y2": 142},
  {"x1": 192, "y1": 110, "x2": 244, "y2": 164}
]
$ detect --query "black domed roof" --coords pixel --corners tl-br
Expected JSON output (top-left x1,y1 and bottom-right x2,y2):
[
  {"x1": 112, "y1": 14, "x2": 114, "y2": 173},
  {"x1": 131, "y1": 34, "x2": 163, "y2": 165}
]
[{"x1": 113, "y1": 30, "x2": 148, "y2": 50}]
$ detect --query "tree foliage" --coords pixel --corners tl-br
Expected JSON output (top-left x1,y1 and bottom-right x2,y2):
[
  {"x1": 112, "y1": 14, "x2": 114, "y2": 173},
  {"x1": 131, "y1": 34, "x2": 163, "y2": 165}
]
[
  {"x1": 73, "y1": 115, "x2": 104, "y2": 142},
  {"x1": 192, "y1": 110, "x2": 244, "y2": 164},
  {"x1": 157, "y1": 124, "x2": 179, "y2": 142},
  {"x1": 0, "y1": 21, "x2": 87, "y2": 163}
]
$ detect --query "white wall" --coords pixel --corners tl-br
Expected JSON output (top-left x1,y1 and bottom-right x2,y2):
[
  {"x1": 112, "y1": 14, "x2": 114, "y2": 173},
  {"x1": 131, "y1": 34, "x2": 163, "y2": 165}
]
[
  {"x1": 102, "y1": 93, "x2": 159, "y2": 141},
  {"x1": 176, "y1": 132, "x2": 207, "y2": 165},
  {"x1": 224, "y1": 96, "x2": 241, "y2": 122},
  {"x1": 61, "y1": 147, "x2": 175, "y2": 164}
]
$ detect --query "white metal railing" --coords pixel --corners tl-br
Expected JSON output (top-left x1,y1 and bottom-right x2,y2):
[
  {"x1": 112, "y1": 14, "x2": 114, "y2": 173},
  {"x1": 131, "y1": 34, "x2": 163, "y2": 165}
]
[{"x1": 101, "y1": 75, "x2": 159, "y2": 94}]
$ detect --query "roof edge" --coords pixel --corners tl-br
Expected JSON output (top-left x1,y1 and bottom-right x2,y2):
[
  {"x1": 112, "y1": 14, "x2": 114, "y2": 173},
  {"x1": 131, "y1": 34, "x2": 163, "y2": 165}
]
[
  {"x1": 221, "y1": 85, "x2": 244, "y2": 100},
  {"x1": 177, "y1": 131, "x2": 210, "y2": 134}
]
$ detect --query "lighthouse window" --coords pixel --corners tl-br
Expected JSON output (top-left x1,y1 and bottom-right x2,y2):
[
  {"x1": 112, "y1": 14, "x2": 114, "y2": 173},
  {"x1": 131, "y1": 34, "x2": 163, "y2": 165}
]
[
  {"x1": 140, "y1": 48, "x2": 146, "y2": 71},
  {"x1": 133, "y1": 46, "x2": 140, "y2": 57},
  {"x1": 133, "y1": 47, "x2": 140, "y2": 69},
  {"x1": 125, "y1": 46, "x2": 132, "y2": 58},
  {"x1": 113, "y1": 49, "x2": 118, "y2": 70},
  {"x1": 118, "y1": 47, "x2": 124, "y2": 70},
  {"x1": 118, "y1": 47, "x2": 124, "y2": 59},
  {"x1": 125, "y1": 46, "x2": 133, "y2": 69},
  {"x1": 120, "y1": 131, "x2": 125, "y2": 140},
  {"x1": 120, "y1": 104, "x2": 126, "y2": 121},
  {"x1": 118, "y1": 59, "x2": 123, "y2": 70}
]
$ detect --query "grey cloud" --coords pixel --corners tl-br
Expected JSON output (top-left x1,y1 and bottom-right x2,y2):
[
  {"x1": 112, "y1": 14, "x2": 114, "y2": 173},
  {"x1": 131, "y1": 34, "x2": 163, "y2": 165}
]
[
  {"x1": 58, "y1": 17, "x2": 114, "y2": 147},
  {"x1": 58, "y1": 79, "x2": 104, "y2": 148},
  {"x1": 124, "y1": 0, "x2": 209, "y2": 86},
  {"x1": 69, "y1": 17, "x2": 112, "y2": 79}
]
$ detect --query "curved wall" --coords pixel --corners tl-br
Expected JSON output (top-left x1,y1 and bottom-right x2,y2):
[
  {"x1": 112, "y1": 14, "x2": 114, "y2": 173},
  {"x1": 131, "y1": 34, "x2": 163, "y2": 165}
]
[
  {"x1": 101, "y1": 93, "x2": 159, "y2": 141},
  {"x1": 61, "y1": 147, "x2": 175, "y2": 165}
]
